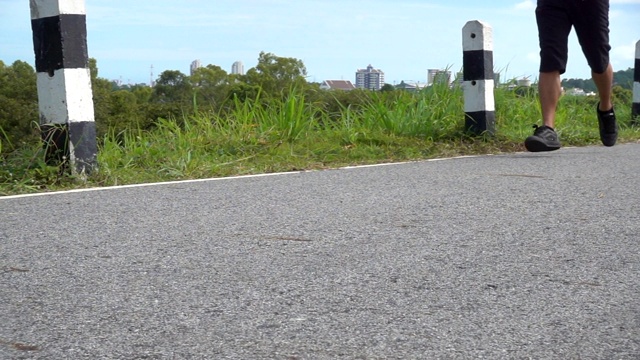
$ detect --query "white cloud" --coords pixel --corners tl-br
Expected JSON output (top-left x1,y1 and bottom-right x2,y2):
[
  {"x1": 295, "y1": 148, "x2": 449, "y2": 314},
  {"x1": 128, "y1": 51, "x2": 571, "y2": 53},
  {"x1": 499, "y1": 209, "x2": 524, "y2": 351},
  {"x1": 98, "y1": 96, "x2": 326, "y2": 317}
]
[
  {"x1": 514, "y1": 0, "x2": 535, "y2": 11},
  {"x1": 611, "y1": 40, "x2": 639, "y2": 61}
]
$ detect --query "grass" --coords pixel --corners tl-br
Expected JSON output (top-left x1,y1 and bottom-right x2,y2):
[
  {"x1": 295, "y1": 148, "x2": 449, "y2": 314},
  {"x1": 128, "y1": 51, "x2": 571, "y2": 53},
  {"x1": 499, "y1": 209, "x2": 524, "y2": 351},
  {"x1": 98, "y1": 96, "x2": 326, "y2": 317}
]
[{"x1": 2, "y1": 85, "x2": 639, "y2": 196}]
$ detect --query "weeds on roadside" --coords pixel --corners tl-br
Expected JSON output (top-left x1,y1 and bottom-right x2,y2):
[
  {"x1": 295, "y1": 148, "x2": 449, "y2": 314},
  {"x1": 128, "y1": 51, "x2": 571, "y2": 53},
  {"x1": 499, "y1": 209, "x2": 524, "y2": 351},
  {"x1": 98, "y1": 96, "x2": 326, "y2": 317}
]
[{"x1": 0, "y1": 141, "x2": 70, "y2": 195}]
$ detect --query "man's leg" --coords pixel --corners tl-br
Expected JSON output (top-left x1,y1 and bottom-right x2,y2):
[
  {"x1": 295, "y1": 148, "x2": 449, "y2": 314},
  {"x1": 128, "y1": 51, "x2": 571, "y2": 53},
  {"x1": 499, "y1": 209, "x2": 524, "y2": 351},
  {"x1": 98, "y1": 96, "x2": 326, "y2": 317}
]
[
  {"x1": 525, "y1": 1, "x2": 568, "y2": 152},
  {"x1": 593, "y1": 62, "x2": 617, "y2": 146},
  {"x1": 535, "y1": 0, "x2": 571, "y2": 130},
  {"x1": 570, "y1": 0, "x2": 616, "y2": 146},
  {"x1": 570, "y1": 0, "x2": 612, "y2": 112},
  {"x1": 538, "y1": 71, "x2": 563, "y2": 129},
  {"x1": 525, "y1": 70, "x2": 562, "y2": 152},
  {"x1": 593, "y1": 63, "x2": 614, "y2": 111}
]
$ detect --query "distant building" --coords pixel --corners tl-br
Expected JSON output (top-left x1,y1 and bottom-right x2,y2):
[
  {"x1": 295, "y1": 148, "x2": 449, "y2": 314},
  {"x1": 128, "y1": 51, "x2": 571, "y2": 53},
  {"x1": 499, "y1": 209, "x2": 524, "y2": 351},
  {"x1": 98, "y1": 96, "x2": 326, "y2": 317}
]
[
  {"x1": 517, "y1": 78, "x2": 532, "y2": 87},
  {"x1": 395, "y1": 81, "x2": 427, "y2": 92},
  {"x1": 355, "y1": 64, "x2": 385, "y2": 90},
  {"x1": 231, "y1": 61, "x2": 245, "y2": 75},
  {"x1": 427, "y1": 69, "x2": 452, "y2": 86},
  {"x1": 320, "y1": 80, "x2": 356, "y2": 91},
  {"x1": 190, "y1": 60, "x2": 202, "y2": 76},
  {"x1": 565, "y1": 87, "x2": 595, "y2": 96}
]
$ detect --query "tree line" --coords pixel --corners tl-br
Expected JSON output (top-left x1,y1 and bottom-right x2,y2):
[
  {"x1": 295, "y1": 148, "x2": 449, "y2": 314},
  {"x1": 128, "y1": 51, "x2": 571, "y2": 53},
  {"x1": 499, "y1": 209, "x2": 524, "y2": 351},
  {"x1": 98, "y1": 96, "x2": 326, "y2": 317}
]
[{"x1": 561, "y1": 67, "x2": 635, "y2": 93}]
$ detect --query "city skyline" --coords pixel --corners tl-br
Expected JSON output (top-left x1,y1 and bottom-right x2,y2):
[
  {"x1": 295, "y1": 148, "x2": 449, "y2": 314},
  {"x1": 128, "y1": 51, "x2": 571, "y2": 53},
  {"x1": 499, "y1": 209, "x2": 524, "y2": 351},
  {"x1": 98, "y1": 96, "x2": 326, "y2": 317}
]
[{"x1": 1, "y1": 0, "x2": 639, "y2": 86}]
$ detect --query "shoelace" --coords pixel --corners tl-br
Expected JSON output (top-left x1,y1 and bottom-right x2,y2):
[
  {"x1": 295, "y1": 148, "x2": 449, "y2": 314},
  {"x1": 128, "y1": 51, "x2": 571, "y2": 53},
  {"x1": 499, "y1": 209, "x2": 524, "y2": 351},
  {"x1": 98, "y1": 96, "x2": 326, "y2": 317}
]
[{"x1": 532, "y1": 124, "x2": 547, "y2": 135}]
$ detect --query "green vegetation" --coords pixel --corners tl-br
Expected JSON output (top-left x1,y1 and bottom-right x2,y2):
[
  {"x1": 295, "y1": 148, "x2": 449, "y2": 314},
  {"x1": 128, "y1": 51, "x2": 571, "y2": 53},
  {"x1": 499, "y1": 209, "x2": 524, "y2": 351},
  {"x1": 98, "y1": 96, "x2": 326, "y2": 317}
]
[
  {"x1": 1, "y1": 55, "x2": 639, "y2": 196},
  {"x1": 562, "y1": 67, "x2": 635, "y2": 93}
]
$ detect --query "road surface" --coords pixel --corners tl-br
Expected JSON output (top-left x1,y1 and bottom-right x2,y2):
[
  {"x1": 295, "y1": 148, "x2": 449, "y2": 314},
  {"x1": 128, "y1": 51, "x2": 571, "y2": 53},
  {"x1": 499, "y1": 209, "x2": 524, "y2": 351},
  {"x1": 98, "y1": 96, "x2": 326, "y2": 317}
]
[{"x1": 1, "y1": 144, "x2": 639, "y2": 359}]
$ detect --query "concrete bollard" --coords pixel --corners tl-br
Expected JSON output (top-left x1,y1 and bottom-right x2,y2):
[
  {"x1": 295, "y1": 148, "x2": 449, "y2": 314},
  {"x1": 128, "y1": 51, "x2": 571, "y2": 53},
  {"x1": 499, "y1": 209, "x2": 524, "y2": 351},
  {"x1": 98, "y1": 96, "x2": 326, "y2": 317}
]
[
  {"x1": 633, "y1": 40, "x2": 640, "y2": 124},
  {"x1": 30, "y1": 0, "x2": 97, "y2": 175},
  {"x1": 462, "y1": 20, "x2": 495, "y2": 135}
]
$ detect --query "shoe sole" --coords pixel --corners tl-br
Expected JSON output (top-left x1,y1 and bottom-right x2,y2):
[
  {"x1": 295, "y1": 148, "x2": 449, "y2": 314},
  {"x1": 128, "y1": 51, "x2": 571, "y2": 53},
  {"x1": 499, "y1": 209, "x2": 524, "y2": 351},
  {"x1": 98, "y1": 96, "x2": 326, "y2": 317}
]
[
  {"x1": 598, "y1": 130, "x2": 617, "y2": 147},
  {"x1": 524, "y1": 138, "x2": 561, "y2": 152},
  {"x1": 601, "y1": 138, "x2": 617, "y2": 147}
]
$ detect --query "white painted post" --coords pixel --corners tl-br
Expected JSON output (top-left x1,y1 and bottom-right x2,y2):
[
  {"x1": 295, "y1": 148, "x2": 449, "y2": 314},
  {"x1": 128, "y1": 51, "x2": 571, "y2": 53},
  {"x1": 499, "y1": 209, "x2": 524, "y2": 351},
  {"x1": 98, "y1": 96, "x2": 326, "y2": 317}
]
[
  {"x1": 633, "y1": 40, "x2": 640, "y2": 124},
  {"x1": 462, "y1": 20, "x2": 495, "y2": 135},
  {"x1": 30, "y1": 0, "x2": 97, "y2": 175}
]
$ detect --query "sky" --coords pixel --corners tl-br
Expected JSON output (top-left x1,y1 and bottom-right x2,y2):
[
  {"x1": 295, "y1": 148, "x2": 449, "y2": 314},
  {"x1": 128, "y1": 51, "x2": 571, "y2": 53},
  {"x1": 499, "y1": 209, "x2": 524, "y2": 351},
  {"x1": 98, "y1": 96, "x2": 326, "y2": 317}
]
[{"x1": 1, "y1": 0, "x2": 639, "y2": 86}]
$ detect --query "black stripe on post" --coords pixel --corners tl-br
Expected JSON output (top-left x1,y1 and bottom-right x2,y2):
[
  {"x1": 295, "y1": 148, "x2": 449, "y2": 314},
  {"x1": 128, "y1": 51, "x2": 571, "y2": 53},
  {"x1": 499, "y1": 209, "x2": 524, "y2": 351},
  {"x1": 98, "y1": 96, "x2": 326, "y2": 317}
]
[
  {"x1": 465, "y1": 111, "x2": 496, "y2": 135},
  {"x1": 30, "y1": 2, "x2": 97, "y2": 175},
  {"x1": 462, "y1": 20, "x2": 495, "y2": 135},
  {"x1": 32, "y1": 15, "x2": 89, "y2": 75},
  {"x1": 69, "y1": 121, "x2": 97, "y2": 170},
  {"x1": 463, "y1": 50, "x2": 494, "y2": 81}
]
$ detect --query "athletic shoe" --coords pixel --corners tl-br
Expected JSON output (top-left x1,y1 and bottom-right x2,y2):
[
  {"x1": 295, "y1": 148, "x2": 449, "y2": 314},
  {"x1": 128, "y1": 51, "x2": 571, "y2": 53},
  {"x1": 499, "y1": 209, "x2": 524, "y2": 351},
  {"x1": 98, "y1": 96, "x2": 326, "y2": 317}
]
[
  {"x1": 524, "y1": 125, "x2": 561, "y2": 152},
  {"x1": 597, "y1": 103, "x2": 617, "y2": 147}
]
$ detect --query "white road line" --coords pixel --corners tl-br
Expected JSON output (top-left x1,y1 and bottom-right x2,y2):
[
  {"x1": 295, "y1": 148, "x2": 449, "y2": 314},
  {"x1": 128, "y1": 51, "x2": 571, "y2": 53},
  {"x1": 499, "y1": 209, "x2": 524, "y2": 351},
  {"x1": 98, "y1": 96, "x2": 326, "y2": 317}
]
[{"x1": 0, "y1": 154, "x2": 488, "y2": 200}]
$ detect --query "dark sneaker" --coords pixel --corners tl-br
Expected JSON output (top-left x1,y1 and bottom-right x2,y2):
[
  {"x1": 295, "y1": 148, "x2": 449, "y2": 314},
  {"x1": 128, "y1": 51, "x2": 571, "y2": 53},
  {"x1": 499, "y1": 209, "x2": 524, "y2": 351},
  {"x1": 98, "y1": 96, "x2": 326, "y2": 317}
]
[
  {"x1": 525, "y1": 125, "x2": 561, "y2": 152},
  {"x1": 597, "y1": 103, "x2": 617, "y2": 147}
]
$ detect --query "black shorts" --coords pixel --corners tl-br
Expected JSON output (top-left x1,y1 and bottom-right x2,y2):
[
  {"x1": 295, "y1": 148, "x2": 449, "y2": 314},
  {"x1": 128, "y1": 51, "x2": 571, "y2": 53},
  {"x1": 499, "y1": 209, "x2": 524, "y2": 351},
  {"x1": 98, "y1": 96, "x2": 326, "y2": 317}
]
[{"x1": 536, "y1": 0, "x2": 611, "y2": 74}]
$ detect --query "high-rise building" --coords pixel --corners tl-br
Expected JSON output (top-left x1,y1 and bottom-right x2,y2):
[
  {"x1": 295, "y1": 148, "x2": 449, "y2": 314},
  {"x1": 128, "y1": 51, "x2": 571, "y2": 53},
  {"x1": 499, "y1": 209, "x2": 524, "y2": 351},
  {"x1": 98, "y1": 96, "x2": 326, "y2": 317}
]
[
  {"x1": 231, "y1": 61, "x2": 245, "y2": 75},
  {"x1": 355, "y1": 64, "x2": 385, "y2": 90},
  {"x1": 427, "y1": 69, "x2": 452, "y2": 86},
  {"x1": 190, "y1": 60, "x2": 202, "y2": 76}
]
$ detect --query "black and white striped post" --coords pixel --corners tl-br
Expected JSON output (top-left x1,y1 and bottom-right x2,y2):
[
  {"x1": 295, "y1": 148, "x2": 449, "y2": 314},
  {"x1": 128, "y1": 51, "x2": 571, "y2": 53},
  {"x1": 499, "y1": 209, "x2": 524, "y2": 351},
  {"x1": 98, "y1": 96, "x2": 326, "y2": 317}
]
[
  {"x1": 30, "y1": 0, "x2": 97, "y2": 175},
  {"x1": 633, "y1": 40, "x2": 640, "y2": 124},
  {"x1": 462, "y1": 20, "x2": 495, "y2": 135}
]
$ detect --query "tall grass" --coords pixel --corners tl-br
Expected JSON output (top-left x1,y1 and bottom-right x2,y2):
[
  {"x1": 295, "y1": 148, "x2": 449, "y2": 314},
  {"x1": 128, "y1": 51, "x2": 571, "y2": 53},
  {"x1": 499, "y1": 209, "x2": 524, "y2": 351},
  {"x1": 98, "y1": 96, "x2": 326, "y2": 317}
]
[
  {"x1": 0, "y1": 126, "x2": 8, "y2": 154},
  {"x1": 92, "y1": 87, "x2": 470, "y2": 186},
  {"x1": 360, "y1": 83, "x2": 464, "y2": 138},
  {"x1": 0, "y1": 141, "x2": 70, "y2": 195},
  {"x1": 264, "y1": 90, "x2": 319, "y2": 141}
]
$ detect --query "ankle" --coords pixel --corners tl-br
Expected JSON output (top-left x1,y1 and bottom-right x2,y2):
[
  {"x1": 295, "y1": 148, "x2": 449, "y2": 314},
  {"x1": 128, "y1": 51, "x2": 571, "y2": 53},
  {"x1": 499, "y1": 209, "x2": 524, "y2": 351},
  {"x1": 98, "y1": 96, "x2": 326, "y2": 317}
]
[{"x1": 598, "y1": 102, "x2": 613, "y2": 112}]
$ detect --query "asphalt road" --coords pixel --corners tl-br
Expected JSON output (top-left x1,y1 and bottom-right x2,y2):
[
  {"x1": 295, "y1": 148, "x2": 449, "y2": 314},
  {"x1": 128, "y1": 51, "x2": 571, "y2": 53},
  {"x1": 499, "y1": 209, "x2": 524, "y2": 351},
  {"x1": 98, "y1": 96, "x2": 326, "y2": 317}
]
[{"x1": 1, "y1": 144, "x2": 639, "y2": 359}]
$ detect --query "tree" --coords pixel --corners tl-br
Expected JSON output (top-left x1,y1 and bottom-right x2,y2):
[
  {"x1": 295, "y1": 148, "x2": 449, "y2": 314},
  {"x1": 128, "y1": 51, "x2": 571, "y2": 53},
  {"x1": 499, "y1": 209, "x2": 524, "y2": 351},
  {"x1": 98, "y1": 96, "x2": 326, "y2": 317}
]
[
  {"x1": 89, "y1": 58, "x2": 117, "y2": 138},
  {"x1": 190, "y1": 64, "x2": 230, "y2": 108},
  {"x1": 152, "y1": 70, "x2": 192, "y2": 103},
  {"x1": 95, "y1": 90, "x2": 144, "y2": 137},
  {"x1": 562, "y1": 78, "x2": 596, "y2": 93},
  {"x1": 244, "y1": 52, "x2": 308, "y2": 96},
  {"x1": 130, "y1": 85, "x2": 153, "y2": 104},
  {"x1": 561, "y1": 68, "x2": 635, "y2": 93},
  {"x1": 380, "y1": 83, "x2": 395, "y2": 92},
  {"x1": 0, "y1": 60, "x2": 38, "y2": 151},
  {"x1": 613, "y1": 67, "x2": 634, "y2": 90}
]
